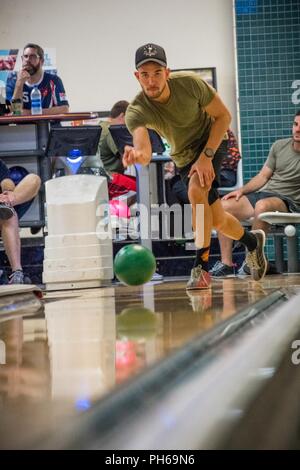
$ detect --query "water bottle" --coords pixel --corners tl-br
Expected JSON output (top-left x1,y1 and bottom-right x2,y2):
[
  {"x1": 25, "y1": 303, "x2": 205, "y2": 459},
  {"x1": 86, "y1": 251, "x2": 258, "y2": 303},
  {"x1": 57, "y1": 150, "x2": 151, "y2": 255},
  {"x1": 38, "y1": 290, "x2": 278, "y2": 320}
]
[
  {"x1": 0, "y1": 85, "x2": 5, "y2": 104},
  {"x1": 30, "y1": 87, "x2": 42, "y2": 115},
  {"x1": 0, "y1": 86, "x2": 10, "y2": 116}
]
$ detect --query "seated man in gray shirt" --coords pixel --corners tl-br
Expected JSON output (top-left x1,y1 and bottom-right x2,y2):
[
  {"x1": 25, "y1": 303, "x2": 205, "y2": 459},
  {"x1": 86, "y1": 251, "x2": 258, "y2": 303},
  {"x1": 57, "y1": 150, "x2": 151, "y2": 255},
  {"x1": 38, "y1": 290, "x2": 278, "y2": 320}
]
[
  {"x1": 210, "y1": 109, "x2": 300, "y2": 277},
  {"x1": 98, "y1": 100, "x2": 129, "y2": 174}
]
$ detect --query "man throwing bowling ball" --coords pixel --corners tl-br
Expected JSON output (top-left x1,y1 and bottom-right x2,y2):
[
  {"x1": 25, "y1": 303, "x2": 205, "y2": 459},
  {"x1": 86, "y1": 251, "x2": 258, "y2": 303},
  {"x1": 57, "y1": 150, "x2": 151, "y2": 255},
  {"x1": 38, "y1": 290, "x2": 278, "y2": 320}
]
[{"x1": 123, "y1": 43, "x2": 267, "y2": 289}]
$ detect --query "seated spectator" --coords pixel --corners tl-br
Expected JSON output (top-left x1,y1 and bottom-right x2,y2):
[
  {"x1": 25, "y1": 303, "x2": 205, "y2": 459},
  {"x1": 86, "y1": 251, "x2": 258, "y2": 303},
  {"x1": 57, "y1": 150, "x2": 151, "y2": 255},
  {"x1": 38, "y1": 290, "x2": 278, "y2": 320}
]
[
  {"x1": 210, "y1": 110, "x2": 300, "y2": 277},
  {"x1": 220, "y1": 129, "x2": 241, "y2": 187},
  {"x1": 7, "y1": 43, "x2": 70, "y2": 240},
  {"x1": 98, "y1": 100, "x2": 129, "y2": 174},
  {"x1": 7, "y1": 43, "x2": 69, "y2": 115},
  {"x1": 0, "y1": 160, "x2": 41, "y2": 284}
]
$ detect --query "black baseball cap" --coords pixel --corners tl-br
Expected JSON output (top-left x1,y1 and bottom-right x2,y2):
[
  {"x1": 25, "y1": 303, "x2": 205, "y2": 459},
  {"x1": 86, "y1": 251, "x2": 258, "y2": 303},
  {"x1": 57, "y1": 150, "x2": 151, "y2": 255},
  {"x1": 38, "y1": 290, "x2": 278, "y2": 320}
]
[{"x1": 135, "y1": 43, "x2": 167, "y2": 69}]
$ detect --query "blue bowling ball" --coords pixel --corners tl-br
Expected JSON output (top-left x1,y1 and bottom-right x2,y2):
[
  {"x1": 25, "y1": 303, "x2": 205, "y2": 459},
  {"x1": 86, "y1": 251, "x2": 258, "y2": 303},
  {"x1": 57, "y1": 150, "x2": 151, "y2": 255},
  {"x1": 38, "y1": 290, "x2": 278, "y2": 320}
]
[{"x1": 8, "y1": 166, "x2": 29, "y2": 185}]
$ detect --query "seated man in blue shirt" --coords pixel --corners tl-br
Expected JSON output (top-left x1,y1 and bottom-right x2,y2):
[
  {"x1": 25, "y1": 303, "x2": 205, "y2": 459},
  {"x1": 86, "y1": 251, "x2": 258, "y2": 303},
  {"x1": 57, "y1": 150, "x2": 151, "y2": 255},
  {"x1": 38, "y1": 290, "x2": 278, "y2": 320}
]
[
  {"x1": 0, "y1": 160, "x2": 41, "y2": 284},
  {"x1": 8, "y1": 43, "x2": 69, "y2": 115}
]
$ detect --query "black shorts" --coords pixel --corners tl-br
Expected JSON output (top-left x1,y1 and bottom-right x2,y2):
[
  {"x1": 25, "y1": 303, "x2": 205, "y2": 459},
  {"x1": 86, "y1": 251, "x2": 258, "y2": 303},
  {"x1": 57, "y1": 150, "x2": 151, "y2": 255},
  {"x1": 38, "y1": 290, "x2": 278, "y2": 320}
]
[
  {"x1": 177, "y1": 139, "x2": 227, "y2": 205},
  {"x1": 246, "y1": 190, "x2": 299, "y2": 213},
  {"x1": 15, "y1": 200, "x2": 33, "y2": 219}
]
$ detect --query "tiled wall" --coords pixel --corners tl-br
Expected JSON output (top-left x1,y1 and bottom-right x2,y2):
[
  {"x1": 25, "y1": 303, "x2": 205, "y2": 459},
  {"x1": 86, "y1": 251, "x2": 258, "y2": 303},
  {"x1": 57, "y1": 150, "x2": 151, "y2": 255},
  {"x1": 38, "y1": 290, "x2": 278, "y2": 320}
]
[{"x1": 235, "y1": 0, "x2": 300, "y2": 261}]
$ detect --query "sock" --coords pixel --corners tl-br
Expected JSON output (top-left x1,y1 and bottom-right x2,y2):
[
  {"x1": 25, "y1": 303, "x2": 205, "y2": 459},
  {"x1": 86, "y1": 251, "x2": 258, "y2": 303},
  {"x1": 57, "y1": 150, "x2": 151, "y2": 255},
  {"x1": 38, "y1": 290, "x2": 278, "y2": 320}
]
[
  {"x1": 194, "y1": 247, "x2": 210, "y2": 272},
  {"x1": 238, "y1": 230, "x2": 257, "y2": 252}
]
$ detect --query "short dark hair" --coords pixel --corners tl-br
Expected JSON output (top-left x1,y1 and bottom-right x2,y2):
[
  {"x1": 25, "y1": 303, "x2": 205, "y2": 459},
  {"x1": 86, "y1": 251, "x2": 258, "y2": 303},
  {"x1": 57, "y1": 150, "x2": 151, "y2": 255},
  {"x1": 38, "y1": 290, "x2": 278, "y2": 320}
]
[
  {"x1": 110, "y1": 100, "x2": 129, "y2": 118},
  {"x1": 23, "y1": 43, "x2": 44, "y2": 61},
  {"x1": 295, "y1": 110, "x2": 300, "y2": 117}
]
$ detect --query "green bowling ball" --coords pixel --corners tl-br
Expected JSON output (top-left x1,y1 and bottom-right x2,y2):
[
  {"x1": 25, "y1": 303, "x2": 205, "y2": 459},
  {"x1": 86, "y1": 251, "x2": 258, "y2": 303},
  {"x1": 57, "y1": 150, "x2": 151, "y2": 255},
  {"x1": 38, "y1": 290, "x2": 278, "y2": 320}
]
[
  {"x1": 114, "y1": 244, "x2": 156, "y2": 286},
  {"x1": 117, "y1": 306, "x2": 158, "y2": 339}
]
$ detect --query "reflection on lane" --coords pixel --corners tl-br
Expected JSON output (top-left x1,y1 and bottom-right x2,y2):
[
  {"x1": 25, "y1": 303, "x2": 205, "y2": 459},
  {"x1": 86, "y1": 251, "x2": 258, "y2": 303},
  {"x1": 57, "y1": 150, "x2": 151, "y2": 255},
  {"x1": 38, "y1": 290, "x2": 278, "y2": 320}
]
[{"x1": 0, "y1": 276, "x2": 286, "y2": 448}]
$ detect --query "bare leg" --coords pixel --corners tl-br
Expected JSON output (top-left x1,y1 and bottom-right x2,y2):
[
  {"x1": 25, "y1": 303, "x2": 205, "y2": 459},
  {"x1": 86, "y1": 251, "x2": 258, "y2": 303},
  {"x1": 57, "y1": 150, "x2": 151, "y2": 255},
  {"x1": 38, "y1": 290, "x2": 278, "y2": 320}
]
[
  {"x1": 215, "y1": 196, "x2": 255, "y2": 265},
  {"x1": 188, "y1": 173, "x2": 212, "y2": 248},
  {"x1": 11, "y1": 174, "x2": 41, "y2": 206},
  {"x1": 252, "y1": 197, "x2": 288, "y2": 231},
  {"x1": 211, "y1": 195, "x2": 289, "y2": 277},
  {"x1": 216, "y1": 196, "x2": 288, "y2": 265},
  {"x1": 0, "y1": 174, "x2": 41, "y2": 278},
  {"x1": 185, "y1": 175, "x2": 213, "y2": 289},
  {"x1": 0, "y1": 216, "x2": 21, "y2": 271},
  {"x1": 217, "y1": 233, "x2": 235, "y2": 266}
]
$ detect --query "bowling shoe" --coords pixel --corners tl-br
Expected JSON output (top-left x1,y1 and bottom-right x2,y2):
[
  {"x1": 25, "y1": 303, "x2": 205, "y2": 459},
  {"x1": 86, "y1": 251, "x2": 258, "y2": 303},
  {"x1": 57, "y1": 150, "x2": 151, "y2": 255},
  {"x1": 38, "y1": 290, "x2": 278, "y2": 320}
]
[
  {"x1": 186, "y1": 289, "x2": 212, "y2": 313},
  {"x1": 8, "y1": 270, "x2": 25, "y2": 284},
  {"x1": 0, "y1": 202, "x2": 16, "y2": 220},
  {"x1": 245, "y1": 229, "x2": 267, "y2": 281},
  {"x1": 186, "y1": 265, "x2": 211, "y2": 290}
]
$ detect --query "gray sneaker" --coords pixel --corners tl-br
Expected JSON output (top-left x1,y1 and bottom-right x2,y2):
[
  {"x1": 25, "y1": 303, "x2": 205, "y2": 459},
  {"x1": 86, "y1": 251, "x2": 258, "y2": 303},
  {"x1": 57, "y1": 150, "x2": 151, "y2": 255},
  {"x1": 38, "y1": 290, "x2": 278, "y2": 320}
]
[
  {"x1": 245, "y1": 230, "x2": 267, "y2": 281},
  {"x1": 0, "y1": 202, "x2": 16, "y2": 220},
  {"x1": 209, "y1": 261, "x2": 235, "y2": 278},
  {"x1": 237, "y1": 260, "x2": 251, "y2": 275},
  {"x1": 8, "y1": 270, "x2": 24, "y2": 284},
  {"x1": 151, "y1": 272, "x2": 163, "y2": 281}
]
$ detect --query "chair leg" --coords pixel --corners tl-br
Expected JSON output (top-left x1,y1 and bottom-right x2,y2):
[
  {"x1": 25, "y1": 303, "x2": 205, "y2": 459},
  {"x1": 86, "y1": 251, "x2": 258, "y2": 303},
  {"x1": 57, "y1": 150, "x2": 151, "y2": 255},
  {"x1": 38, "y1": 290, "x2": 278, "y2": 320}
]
[
  {"x1": 287, "y1": 235, "x2": 299, "y2": 273},
  {"x1": 274, "y1": 235, "x2": 284, "y2": 273}
]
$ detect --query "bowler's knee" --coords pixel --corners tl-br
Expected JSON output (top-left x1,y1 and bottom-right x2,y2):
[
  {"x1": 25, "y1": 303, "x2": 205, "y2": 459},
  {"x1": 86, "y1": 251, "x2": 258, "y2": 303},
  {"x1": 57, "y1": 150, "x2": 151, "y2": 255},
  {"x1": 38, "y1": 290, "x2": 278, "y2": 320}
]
[{"x1": 188, "y1": 183, "x2": 209, "y2": 204}]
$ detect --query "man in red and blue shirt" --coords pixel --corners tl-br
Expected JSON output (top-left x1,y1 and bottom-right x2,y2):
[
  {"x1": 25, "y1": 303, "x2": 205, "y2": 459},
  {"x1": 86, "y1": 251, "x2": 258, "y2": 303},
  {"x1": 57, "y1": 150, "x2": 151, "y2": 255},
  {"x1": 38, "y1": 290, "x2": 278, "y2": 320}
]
[
  {"x1": 10, "y1": 43, "x2": 69, "y2": 115},
  {"x1": 1, "y1": 43, "x2": 68, "y2": 284}
]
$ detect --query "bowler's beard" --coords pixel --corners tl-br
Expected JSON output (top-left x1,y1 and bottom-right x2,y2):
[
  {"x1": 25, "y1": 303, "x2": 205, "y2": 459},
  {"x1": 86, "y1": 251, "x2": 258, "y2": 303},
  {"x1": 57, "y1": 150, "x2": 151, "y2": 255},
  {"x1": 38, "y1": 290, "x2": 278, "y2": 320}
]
[{"x1": 145, "y1": 83, "x2": 168, "y2": 102}]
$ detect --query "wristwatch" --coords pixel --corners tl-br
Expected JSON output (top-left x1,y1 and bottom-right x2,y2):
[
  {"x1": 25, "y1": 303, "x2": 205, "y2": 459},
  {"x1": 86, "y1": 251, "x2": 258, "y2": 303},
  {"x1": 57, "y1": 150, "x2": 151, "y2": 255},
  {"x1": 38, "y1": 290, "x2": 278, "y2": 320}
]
[{"x1": 203, "y1": 147, "x2": 215, "y2": 158}]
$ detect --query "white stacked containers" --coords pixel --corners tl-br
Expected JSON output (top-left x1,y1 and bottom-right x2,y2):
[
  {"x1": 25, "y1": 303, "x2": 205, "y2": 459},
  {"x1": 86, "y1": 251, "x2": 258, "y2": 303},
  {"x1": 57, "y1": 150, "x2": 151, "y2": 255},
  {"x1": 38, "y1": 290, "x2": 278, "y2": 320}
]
[
  {"x1": 43, "y1": 175, "x2": 113, "y2": 290},
  {"x1": 45, "y1": 291, "x2": 116, "y2": 400}
]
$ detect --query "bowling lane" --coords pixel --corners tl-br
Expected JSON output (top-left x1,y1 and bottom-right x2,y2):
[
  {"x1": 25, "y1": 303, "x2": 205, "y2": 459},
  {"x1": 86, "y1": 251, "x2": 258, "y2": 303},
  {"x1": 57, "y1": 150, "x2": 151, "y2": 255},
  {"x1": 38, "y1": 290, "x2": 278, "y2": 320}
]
[{"x1": 0, "y1": 274, "x2": 299, "y2": 448}]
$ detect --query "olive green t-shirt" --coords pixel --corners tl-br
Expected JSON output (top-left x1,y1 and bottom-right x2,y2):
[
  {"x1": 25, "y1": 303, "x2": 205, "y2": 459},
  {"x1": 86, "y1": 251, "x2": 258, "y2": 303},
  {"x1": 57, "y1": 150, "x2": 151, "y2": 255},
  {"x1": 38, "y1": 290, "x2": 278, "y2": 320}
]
[
  {"x1": 262, "y1": 138, "x2": 300, "y2": 207},
  {"x1": 125, "y1": 71, "x2": 216, "y2": 168},
  {"x1": 98, "y1": 121, "x2": 124, "y2": 173}
]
